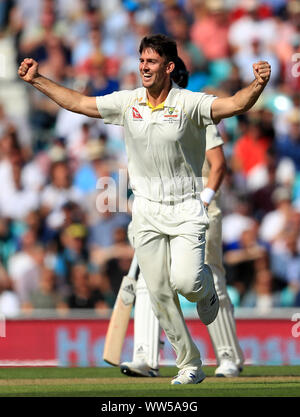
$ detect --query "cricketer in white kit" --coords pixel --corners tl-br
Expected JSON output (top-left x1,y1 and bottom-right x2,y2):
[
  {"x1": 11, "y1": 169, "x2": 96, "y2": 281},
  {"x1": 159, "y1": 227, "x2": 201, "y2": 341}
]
[
  {"x1": 96, "y1": 83, "x2": 221, "y2": 383},
  {"x1": 18, "y1": 33, "x2": 271, "y2": 385},
  {"x1": 120, "y1": 57, "x2": 244, "y2": 379}
]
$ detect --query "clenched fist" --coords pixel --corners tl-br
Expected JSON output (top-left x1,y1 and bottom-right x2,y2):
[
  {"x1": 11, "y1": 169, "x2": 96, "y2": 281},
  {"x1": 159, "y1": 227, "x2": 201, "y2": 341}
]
[
  {"x1": 253, "y1": 61, "x2": 271, "y2": 86},
  {"x1": 18, "y1": 58, "x2": 39, "y2": 83}
]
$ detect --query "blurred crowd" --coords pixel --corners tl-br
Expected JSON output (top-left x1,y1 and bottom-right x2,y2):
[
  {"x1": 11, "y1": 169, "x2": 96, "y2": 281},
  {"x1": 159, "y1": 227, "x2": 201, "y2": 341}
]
[{"x1": 0, "y1": 0, "x2": 300, "y2": 316}]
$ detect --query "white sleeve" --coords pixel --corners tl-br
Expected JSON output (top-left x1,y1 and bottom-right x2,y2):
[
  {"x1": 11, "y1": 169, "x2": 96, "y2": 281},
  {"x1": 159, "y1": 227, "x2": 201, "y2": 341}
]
[
  {"x1": 184, "y1": 92, "x2": 217, "y2": 127},
  {"x1": 96, "y1": 90, "x2": 132, "y2": 126},
  {"x1": 205, "y1": 124, "x2": 224, "y2": 151}
]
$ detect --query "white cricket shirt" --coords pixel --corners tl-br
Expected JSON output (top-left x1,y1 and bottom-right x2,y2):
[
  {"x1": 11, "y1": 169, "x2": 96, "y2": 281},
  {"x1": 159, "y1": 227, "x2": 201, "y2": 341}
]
[{"x1": 96, "y1": 83, "x2": 220, "y2": 203}]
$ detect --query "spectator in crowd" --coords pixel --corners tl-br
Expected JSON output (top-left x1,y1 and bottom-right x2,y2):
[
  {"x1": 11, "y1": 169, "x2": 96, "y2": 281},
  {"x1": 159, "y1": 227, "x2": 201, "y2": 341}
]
[
  {"x1": 85, "y1": 53, "x2": 120, "y2": 102},
  {"x1": 19, "y1": 2, "x2": 69, "y2": 63},
  {"x1": 222, "y1": 195, "x2": 256, "y2": 249},
  {"x1": 65, "y1": 262, "x2": 109, "y2": 311},
  {"x1": 7, "y1": 228, "x2": 45, "y2": 306},
  {"x1": 285, "y1": 245, "x2": 300, "y2": 295},
  {"x1": 250, "y1": 156, "x2": 278, "y2": 221},
  {"x1": 71, "y1": 17, "x2": 103, "y2": 68},
  {"x1": 0, "y1": 159, "x2": 39, "y2": 221},
  {"x1": 21, "y1": 149, "x2": 48, "y2": 193},
  {"x1": 40, "y1": 159, "x2": 83, "y2": 231},
  {"x1": 0, "y1": 104, "x2": 15, "y2": 138},
  {"x1": 231, "y1": 114, "x2": 273, "y2": 192},
  {"x1": 88, "y1": 263, "x2": 116, "y2": 308},
  {"x1": 22, "y1": 265, "x2": 67, "y2": 312},
  {"x1": 165, "y1": 13, "x2": 207, "y2": 76},
  {"x1": 190, "y1": 0, "x2": 230, "y2": 61},
  {"x1": 120, "y1": 8, "x2": 156, "y2": 61},
  {"x1": 0, "y1": 129, "x2": 23, "y2": 195},
  {"x1": 24, "y1": 210, "x2": 45, "y2": 243},
  {"x1": 270, "y1": 224, "x2": 300, "y2": 285},
  {"x1": 219, "y1": 167, "x2": 244, "y2": 215},
  {"x1": 54, "y1": 223, "x2": 89, "y2": 296},
  {"x1": 241, "y1": 268, "x2": 288, "y2": 311},
  {"x1": 259, "y1": 186, "x2": 295, "y2": 245},
  {"x1": 224, "y1": 220, "x2": 268, "y2": 297},
  {"x1": 233, "y1": 37, "x2": 280, "y2": 87},
  {"x1": 90, "y1": 221, "x2": 133, "y2": 272},
  {"x1": 0, "y1": 262, "x2": 20, "y2": 317},
  {"x1": 72, "y1": 137, "x2": 106, "y2": 192},
  {"x1": 91, "y1": 222, "x2": 134, "y2": 297},
  {"x1": 228, "y1": 0, "x2": 277, "y2": 56},
  {"x1": 54, "y1": 90, "x2": 93, "y2": 152},
  {"x1": 73, "y1": 141, "x2": 119, "y2": 226},
  {"x1": 270, "y1": 226, "x2": 300, "y2": 304},
  {"x1": 152, "y1": 2, "x2": 188, "y2": 37},
  {"x1": 74, "y1": 23, "x2": 120, "y2": 93},
  {"x1": 67, "y1": 4, "x2": 102, "y2": 62},
  {"x1": 118, "y1": 56, "x2": 141, "y2": 91},
  {"x1": 88, "y1": 197, "x2": 131, "y2": 258},
  {"x1": 275, "y1": 109, "x2": 300, "y2": 172},
  {"x1": 28, "y1": 36, "x2": 70, "y2": 138},
  {"x1": 0, "y1": 218, "x2": 19, "y2": 269}
]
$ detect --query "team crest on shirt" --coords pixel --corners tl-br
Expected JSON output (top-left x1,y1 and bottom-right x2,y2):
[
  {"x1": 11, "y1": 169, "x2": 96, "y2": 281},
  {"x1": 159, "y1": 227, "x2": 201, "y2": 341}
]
[
  {"x1": 132, "y1": 107, "x2": 143, "y2": 120},
  {"x1": 163, "y1": 107, "x2": 179, "y2": 122}
]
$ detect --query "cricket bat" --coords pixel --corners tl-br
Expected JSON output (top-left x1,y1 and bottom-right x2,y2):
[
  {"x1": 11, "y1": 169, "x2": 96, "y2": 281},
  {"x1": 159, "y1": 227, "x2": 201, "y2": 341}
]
[{"x1": 103, "y1": 253, "x2": 139, "y2": 366}]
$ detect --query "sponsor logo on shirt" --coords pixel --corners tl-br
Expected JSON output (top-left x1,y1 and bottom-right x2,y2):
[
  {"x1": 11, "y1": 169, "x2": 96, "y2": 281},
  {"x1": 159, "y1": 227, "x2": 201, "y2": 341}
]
[{"x1": 132, "y1": 107, "x2": 143, "y2": 120}]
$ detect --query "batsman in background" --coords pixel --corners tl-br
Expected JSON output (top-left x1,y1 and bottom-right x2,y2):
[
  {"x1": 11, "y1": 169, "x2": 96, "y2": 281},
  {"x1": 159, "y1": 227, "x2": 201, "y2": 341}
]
[{"x1": 120, "y1": 59, "x2": 244, "y2": 378}]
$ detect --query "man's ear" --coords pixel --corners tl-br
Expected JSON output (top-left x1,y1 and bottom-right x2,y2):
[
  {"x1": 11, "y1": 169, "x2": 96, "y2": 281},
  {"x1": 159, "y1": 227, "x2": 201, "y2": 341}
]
[{"x1": 166, "y1": 61, "x2": 175, "y2": 75}]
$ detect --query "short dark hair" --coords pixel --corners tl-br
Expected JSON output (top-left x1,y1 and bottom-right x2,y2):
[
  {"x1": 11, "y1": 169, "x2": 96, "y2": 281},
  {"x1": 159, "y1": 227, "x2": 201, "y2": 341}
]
[{"x1": 139, "y1": 34, "x2": 178, "y2": 63}]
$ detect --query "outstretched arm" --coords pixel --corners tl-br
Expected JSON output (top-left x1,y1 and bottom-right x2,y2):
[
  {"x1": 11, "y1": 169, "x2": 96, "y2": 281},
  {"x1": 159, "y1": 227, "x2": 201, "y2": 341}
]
[
  {"x1": 18, "y1": 58, "x2": 101, "y2": 118},
  {"x1": 211, "y1": 61, "x2": 271, "y2": 123}
]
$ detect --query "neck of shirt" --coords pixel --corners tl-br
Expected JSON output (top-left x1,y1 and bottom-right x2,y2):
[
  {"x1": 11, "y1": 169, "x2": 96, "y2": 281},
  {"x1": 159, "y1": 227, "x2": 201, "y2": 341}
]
[{"x1": 146, "y1": 100, "x2": 165, "y2": 112}]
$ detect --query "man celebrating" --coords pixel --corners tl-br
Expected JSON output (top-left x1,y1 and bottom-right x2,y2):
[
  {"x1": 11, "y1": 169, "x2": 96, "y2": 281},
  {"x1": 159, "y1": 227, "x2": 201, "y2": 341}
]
[
  {"x1": 120, "y1": 58, "x2": 244, "y2": 379},
  {"x1": 18, "y1": 34, "x2": 270, "y2": 385}
]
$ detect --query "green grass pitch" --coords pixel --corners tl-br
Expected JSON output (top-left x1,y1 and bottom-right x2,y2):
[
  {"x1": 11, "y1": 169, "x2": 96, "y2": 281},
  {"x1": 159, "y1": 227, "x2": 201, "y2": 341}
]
[{"x1": 0, "y1": 366, "x2": 299, "y2": 397}]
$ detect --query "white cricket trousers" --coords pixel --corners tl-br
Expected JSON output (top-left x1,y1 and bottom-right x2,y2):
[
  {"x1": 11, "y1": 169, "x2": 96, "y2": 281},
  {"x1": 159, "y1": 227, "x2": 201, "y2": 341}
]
[{"x1": 132, "y1": 196, "x2": 212, "y2": 369}]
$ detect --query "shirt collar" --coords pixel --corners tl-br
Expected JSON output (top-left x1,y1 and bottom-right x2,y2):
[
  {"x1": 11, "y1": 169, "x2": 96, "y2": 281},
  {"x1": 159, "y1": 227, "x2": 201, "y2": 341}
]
[{"x1": 139, "y1": 81, "x2": 181, "y2": 108}]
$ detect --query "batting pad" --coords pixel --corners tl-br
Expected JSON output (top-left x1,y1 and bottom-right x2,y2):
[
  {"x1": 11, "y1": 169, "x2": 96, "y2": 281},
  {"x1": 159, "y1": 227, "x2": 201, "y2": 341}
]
[
  {"x1": 133, "y1": 274, "x2": 161, "y2": 369},
  {"x1": 207, "y1": 294, "x2": 244, "y2": 367}
]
